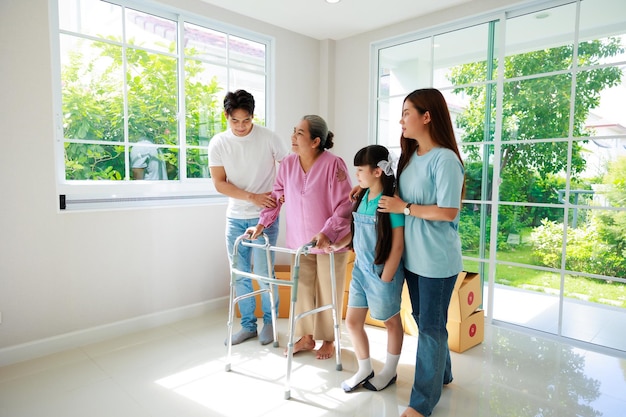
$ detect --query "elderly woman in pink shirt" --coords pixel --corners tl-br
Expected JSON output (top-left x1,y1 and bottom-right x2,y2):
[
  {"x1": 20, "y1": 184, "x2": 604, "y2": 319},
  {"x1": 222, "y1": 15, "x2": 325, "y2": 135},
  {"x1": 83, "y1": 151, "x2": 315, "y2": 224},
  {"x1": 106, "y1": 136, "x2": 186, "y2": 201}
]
[{"x1": 247, "y1": 114, "x2": 353, "y2": 360}]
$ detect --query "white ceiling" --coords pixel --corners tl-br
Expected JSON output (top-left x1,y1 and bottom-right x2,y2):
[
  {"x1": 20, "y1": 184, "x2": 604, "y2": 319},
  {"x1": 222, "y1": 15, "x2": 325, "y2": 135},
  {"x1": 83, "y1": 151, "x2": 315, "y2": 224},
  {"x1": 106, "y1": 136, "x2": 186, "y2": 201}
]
[{"x1": 199, "y1": 0, "x2": 473, "y2": 40}]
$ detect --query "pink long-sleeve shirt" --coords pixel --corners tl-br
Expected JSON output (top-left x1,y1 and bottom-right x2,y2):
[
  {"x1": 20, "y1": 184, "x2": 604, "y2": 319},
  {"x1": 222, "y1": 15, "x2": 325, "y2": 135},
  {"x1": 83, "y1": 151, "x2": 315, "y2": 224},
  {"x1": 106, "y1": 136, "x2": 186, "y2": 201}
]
[{"x1": 259, "y1": 151, "x2": 353, "y2": 253}]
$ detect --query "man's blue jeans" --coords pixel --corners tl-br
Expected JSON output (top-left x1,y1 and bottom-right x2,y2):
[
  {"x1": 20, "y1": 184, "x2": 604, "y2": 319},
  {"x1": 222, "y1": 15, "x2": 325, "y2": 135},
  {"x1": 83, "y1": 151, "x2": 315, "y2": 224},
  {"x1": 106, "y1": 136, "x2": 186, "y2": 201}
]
[
  {"x1": 405, "y1": 269, "x2": 456, "y2": 417},
  {"x1": 226, "y1": 217, "x2": 280, "y2": 332}
]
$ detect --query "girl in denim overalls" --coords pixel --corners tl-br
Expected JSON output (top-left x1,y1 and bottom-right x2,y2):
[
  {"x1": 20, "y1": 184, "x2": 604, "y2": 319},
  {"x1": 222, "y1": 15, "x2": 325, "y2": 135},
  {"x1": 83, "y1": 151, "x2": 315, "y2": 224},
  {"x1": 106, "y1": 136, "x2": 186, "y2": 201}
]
[{"x1": 330, "y1": 145, "x2": 405, "y2": 392}]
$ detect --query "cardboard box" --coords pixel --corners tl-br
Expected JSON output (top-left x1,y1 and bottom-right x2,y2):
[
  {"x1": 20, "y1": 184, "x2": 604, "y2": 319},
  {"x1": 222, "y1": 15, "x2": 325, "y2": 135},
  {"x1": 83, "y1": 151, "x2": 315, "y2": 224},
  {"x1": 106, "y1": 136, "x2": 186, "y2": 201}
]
[
  {"x1": 235, "y1": 265, "x2": 292, "y2": 318},
  {"x1": 448, "y1": 271, "x2": 482, "y2": 322},
  {"x1": 447, "y1": 309, "x2": 484, "y2": 353}
]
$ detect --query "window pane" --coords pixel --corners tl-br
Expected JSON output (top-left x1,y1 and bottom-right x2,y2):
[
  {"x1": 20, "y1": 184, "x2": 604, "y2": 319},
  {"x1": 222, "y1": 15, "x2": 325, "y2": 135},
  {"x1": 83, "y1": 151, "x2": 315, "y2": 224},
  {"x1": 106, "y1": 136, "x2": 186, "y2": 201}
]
[
  {"x1": 498, "y1": 141, "x2": 570, "y2": 196},
  {"x1": 579, "y1": 0, "x2": 626, "y2": 66},
  {"x1": 56, "y1": 0, "x2": 270, "y2": 187},
  {"x1": 129, "y1": 142, "x2": 172, "y2": 181},
  {"x1": 65, "y1": 143, "x2": 124, "y2": 180},
  {"x1": 591, "y1": 153, "x2": 626, "y2": 208},
  {"x1": 125, "y1": 9, "x2": 177, "y2": 54},
  {"x1": 185, "y1": 60, "x2": 226, "y2": 146},
  {"x1": 184, "y1": 22, "x2": 228, "y2": 64},
  {"x1": 564, "y1": 274, "x2": 626, "y2": 307},
  {"x1": 498, "y1": 203, "x2": 564, "y2": 268},
  {"x1": 161, "y1": 148, "x2": 179, "y2": 180},
  {"x1": 378, "y1": 38, "x2": 432, "y2": 98},
  {"x1": 434, "y1": 22, "x2": 495, "y2": 88},
  {"x1": 562, "y1": 272, "x2": 626, "y2": 351},
  {"x1": 575, "y1": 67, "x2": 626, "y2": 138},
  {"x1": 376, "y1": 96, "x2": 404, "y2": 151},
  {"x1": 228, "y1": 35, "x2": 266, "y2": 73},
  {"x1": 462, "y1": 260, "x2": 487, "y2": 279},
  {"x1": 492, "y1": 265, "x2": 560, "y2": 335},
  {"x1": 126, "y1": 49, "x2": 178, "y2": 145},
  {"x1": 461, "y1": 143, "x2": 492, "y2": 202},
  {"x1": 58, "y1": 0, "x2": 122, "y2": 39},
  {"x1": 505, "y1": 3, "x2": 576, "y2": 75},
  {"x1": 460, "y1": 203, "x2": 492, "y2": 257},
  {"x1": 581, "y1": 139, "x2": 626, "y2": 183},
  {"x1": 187, "y1": 148, "x2": 210, "y2": 179},
  {"x1": 502, "y1": 75, "x2": 572, "y2": 141},
  {"x1": 60, "y1": 35, "x2": 124, "y2": 142},
  {"x1": 444, "y1": 84, "x2": 496, "y2": 144},
  {"x1": 230, "y1": 70, "x2": 266, "y2": 122},
  {"x1": 564, "y1": 208, "x2": 626, "y2": 276}
]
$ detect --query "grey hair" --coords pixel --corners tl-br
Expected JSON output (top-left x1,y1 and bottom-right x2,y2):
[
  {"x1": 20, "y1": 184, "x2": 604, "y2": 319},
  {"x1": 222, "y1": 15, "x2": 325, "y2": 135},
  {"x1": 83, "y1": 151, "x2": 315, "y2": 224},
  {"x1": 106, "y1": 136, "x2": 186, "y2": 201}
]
[{"x1": 302, "y1": 115, "x2": 334, "y2": 150}]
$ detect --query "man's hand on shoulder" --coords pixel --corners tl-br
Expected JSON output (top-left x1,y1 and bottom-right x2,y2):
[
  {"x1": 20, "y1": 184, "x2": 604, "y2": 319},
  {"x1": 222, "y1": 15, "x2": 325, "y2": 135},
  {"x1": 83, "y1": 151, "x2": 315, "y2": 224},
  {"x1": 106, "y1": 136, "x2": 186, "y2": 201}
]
[{"x1": 249, "y1": 192, "x2": 277, "y2": 209}]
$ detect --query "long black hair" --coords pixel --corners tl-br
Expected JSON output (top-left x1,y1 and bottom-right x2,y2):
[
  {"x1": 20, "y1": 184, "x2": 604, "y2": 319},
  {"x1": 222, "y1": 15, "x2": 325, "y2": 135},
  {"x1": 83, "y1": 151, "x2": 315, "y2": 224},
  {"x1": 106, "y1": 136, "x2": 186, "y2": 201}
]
[
  {"x1": 351, "y1": 145, "x2": 397, "y2": 264},
  {"x1": 397, "y1": 88, "x2": 465, "y2": 198}
]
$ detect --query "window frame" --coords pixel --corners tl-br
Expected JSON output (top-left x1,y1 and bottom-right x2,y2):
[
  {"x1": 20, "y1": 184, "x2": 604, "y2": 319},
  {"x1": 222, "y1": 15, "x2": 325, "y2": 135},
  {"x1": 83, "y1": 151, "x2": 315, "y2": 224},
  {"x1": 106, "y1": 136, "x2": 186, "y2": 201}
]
[
  {"x1": 50, "y1": 0, "x2": 275, "y2": 211},
  {"x1": 370, "y1": 0, "x2": 626, "y2": 351}
]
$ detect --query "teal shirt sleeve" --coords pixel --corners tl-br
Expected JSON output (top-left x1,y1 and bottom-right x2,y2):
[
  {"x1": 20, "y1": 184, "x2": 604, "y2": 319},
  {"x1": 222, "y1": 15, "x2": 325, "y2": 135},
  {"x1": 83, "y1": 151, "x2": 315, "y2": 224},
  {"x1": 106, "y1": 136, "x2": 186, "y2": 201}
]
[{"x1": 390, "y1": 212, "x2": 404, "y2": 228}]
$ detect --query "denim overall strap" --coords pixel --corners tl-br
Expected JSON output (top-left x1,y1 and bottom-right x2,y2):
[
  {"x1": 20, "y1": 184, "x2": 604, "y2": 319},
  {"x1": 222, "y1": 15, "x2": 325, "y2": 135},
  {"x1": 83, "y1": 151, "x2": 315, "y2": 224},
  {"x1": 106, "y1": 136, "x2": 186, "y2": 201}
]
[{"x1": 352, "y1": 211, "x2": 377, "y2": 274}]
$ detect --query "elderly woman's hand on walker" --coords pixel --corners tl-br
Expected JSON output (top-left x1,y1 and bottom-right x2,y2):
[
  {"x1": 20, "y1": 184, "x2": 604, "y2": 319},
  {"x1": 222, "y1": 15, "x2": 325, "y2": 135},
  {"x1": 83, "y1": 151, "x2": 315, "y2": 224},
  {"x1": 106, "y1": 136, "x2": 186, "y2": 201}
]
[{"x1": 245, "y1": 224, "x2": 265, "y2": 240}]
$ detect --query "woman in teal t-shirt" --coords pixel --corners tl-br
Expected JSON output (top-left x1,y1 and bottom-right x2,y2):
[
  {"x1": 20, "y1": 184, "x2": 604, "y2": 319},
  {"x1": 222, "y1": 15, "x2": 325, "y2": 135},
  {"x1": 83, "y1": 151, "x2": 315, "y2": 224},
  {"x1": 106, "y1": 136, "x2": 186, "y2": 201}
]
[{"x1": 378, "y1": 88, "x2": 465, "y2": 417}]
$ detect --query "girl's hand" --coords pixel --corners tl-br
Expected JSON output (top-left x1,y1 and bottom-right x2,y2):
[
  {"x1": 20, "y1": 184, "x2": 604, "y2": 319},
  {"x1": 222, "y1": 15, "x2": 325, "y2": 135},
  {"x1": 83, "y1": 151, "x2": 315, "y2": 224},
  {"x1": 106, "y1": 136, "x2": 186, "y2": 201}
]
[
  {"x1": 246, "y1": 224, "x2": 265, "y2": 240},
  {"x1": 380, "y1": 274, "x2": 394, "y2": 283},
  {"x1": 378, "y1": 195, "x2": 405, "y2": 214}
]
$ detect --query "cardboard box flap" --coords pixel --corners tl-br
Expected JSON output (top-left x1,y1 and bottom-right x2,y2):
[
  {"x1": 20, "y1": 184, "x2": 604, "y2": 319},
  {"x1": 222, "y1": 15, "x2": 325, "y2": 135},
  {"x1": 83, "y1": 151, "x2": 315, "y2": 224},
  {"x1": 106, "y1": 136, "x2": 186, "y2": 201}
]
[{"x1": 453, "y1": 271, "x2": 468, "y2": 293}]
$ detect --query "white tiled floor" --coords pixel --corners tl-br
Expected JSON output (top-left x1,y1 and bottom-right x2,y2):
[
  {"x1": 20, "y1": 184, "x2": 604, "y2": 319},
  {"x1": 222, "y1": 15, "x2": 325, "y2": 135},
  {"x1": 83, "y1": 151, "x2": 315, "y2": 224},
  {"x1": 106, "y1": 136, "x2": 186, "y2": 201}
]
[{"x1": 1, "y1": 310, "x2": 625, "y2": 417}]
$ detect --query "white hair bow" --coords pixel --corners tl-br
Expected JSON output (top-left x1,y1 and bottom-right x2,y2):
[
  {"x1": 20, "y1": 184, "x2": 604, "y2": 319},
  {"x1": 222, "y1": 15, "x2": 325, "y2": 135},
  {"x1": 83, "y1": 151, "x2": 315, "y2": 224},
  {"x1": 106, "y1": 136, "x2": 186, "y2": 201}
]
[{"x1": 377, "y1": 156, "x2": 396, "y2": 176}]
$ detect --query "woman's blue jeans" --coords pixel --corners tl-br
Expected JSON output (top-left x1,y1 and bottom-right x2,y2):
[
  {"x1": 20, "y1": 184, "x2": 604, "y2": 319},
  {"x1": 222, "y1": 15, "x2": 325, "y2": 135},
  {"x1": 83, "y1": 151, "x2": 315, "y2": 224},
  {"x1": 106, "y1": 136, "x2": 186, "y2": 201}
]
[
  {"x1": 405, "y1": 268, "x2": 456, "y2": 416},
  {"x1": 226, "y1": 217, "x2": 280, "y2": 332}
]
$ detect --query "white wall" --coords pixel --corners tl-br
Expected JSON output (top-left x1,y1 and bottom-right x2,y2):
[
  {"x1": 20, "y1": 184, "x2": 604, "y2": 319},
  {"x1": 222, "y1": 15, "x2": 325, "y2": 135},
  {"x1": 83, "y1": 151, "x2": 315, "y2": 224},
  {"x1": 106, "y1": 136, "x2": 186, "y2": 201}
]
[{"x1": 0, "y1": 0, "x2": 524, "y2": 365}]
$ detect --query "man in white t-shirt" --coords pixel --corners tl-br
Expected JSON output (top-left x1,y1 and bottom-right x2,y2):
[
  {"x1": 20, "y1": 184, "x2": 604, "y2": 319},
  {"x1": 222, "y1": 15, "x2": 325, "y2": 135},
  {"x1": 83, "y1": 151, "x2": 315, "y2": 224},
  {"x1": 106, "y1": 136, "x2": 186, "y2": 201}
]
[{"x1": 209, "y1": 90, "x2": 289, "y2": 346}]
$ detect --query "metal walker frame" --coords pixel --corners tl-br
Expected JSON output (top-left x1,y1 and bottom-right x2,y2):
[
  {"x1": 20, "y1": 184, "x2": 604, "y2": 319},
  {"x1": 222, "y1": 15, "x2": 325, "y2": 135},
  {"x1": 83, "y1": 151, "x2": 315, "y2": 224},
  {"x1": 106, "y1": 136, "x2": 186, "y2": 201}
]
[{"x1": 225, "y1": 233, "x2": 343, "y2": 399}]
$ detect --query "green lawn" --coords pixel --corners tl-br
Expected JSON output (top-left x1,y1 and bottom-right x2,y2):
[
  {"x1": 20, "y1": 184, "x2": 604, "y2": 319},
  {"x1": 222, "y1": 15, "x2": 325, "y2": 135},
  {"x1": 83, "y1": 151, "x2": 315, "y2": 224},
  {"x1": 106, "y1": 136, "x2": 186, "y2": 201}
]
[{"x1": 464, "y1": 245, "x2": 626, "y2": 308}]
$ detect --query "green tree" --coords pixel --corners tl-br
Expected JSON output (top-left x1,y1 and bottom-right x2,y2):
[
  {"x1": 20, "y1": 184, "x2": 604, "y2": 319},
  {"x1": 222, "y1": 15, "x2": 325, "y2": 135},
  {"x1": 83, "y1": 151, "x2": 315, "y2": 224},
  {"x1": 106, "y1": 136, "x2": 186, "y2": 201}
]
[
  {"x1": 450, "y1": 38, "x2": 622, "y2": 177},
  {"x1": 593, "y1": 156, "x2": 626, "y2": 274},
  {"x1": 61, "y1": 38, "x2": 224, "y2": 180},
  {"x1": 451, "y1": 38, "x2": 623, "y2": 243}
]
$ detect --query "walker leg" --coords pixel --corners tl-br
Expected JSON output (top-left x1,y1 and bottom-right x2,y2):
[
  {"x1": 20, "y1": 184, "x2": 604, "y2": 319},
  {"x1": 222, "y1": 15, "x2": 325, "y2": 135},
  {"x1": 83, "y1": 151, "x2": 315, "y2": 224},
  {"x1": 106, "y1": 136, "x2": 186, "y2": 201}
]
[
  {"x1": 284, "y1": 269, "x2": 298, "y2": 400},
  {"x1": 329, "y1": 252, "x2": 343, "y2": 372},
  {"x1": 265, "y1": 249, "x2": 280, "y2": 348},
  {"x1": 268, "y1": 283, "x2": 279, "y2": 348},
  {"x1": 226, "y1": 272, "x2": 236, "y2": 372}
]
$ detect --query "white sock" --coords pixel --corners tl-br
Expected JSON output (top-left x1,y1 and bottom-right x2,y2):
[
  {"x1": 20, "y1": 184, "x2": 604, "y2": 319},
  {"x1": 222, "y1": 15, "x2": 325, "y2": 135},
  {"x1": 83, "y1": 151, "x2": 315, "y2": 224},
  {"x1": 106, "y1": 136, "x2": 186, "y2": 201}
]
[
  {"x1": 343, "y1": 358, "x2": 372, "y2": 388},
  {"x1": 367, "y1": 353, "x2": 400, "y2": 389}
]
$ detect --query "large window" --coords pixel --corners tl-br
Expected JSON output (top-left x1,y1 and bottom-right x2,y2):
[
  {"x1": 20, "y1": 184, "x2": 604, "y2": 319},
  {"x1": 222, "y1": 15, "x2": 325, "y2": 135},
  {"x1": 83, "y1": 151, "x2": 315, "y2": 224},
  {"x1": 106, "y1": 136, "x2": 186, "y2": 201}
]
[
  {"x1": 52, "y1": 0, "x2": 271, "y2": 209},
  {"x1": 374, "y1": 0, "x2": 626, "y2": 352}
]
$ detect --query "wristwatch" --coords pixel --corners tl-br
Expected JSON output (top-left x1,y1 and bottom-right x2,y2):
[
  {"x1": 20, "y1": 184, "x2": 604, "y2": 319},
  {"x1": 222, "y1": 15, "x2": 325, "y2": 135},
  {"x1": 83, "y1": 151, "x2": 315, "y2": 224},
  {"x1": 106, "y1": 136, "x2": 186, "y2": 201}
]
[{"x1": 403, "y1": 203, "x2": 412, "y2": 216}]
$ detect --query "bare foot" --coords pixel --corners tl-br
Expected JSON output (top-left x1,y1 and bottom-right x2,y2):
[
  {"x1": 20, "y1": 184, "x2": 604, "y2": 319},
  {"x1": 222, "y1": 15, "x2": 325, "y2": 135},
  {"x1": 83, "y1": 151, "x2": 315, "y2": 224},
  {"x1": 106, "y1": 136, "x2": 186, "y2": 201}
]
[
  {"x1": 400, "y1": 407, "x2": 424, "y2": 417},
  {"x1": 315, "y1": 341, "x2": 335, "y2": 360},
  {"x1": 284, "y1": 336, "x2": 315, "y2": 356}
]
